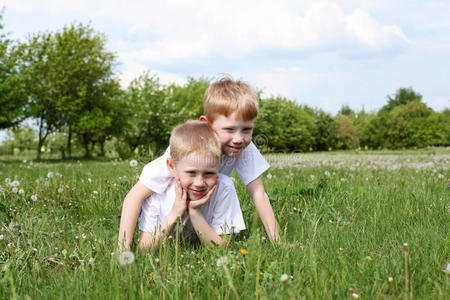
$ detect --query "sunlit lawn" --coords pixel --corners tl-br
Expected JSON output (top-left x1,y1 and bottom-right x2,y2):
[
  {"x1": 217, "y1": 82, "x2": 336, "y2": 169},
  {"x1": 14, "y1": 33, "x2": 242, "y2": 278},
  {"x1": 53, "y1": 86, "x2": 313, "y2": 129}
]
[{"x1": 0, "y1": 149, "x2": 449, "y2": 299}]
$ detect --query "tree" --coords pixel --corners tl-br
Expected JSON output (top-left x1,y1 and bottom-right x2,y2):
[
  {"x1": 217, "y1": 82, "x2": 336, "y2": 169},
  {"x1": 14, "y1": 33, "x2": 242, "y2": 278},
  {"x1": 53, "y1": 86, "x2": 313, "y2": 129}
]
[
  {"x1": 17, "y1": 23, "x2": 120, "y2": 159},
  {"x1": 16, "y1": 31, "x2": 60, "y2": 160},
  {"x1": 384, "y1": 101, "x2": 434, "y2": 148},
  {"x1": 0, "y1": 10, "x2": 26, "y2": 129},
  {"x1": 382, "y1": 87, "x2": 422, "y2": 112},
  {"x1": 354, "y1": 110, "x2": 381, "y2": 149},
  {"x1": 313, "y1": 109, "x2": 338, "y2": 151},
  {"x1": 335, "y1": 115, "x2": 359, "y2": 149},
  {"x1": 254, "y1": 97, "x2": 316, "y2": 152}
]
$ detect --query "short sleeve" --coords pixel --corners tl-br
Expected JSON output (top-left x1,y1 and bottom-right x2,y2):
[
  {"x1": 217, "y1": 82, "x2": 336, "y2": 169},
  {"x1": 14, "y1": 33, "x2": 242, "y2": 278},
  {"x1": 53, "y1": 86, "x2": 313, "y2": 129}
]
[
  {"x1": 235, "y1": 142, "x2": 270, "y2": 186},
  {"x1": 139, "y1": 147, "x2": 174, "y2": 194},
  {"x1": 210, "y1": 174, "x2": 246, "y2": 235},
  {"x1": 139, "y1": 197, "x2": 161, "y2": 233}
]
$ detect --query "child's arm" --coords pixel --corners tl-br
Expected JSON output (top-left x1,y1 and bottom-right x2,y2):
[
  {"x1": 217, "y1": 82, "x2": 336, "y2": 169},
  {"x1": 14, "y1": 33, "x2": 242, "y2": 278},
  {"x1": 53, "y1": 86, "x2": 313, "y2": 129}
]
[
  {"x1": 246, "y1": 176, "x2": 280, "y2": 242},
  {"x1": 187, "y1": 186, "x2": 228, "y2": 247},
  {"x1": 138, "y1": 179, "x2": 187, "y2": 250},
  {"x1": 118, "y1": 182, "x2": 153, "y2": 250}
]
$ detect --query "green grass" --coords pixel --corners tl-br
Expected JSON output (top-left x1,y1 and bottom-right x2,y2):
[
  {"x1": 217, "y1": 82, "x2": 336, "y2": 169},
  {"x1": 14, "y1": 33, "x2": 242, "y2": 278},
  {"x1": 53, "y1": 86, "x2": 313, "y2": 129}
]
[{"x1": 0, "y1": 150, "x2": 449, "y2": 299}]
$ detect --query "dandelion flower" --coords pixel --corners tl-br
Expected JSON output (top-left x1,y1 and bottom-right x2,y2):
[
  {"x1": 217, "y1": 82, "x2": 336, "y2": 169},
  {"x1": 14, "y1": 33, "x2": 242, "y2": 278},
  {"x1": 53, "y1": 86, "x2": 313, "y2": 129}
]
[
  {"x1": 280, "y1": 274, "x2": 289, "y2": 283},
  {"x1": 216, "y1": 256, "x2": 228, "y2": 267},
  {"x1": 31, "y1": 194, "x2": 38, "y2": 201},
  {"x1": 129, "y1": 160, "x2": 138, "y2": 167},
  {"x1": 118, "y1": 251, "x2": 135, "y2": 266},
  {"x1": 47, "y1": 172, "x2": 54, "y2": 178},
  {"x1": 239, "y1": 249, "x2": 248, "y2": 256}
]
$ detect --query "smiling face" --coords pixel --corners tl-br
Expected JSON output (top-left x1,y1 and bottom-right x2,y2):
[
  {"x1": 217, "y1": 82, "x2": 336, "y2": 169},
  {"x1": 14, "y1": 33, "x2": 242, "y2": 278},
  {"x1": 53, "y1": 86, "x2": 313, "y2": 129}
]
[
  {"x1": 167, "y1": 152, "x2": 219, "y2": 201},
  {"x1": 209, "y1": 112, "x2": 254, "y2": 158}
]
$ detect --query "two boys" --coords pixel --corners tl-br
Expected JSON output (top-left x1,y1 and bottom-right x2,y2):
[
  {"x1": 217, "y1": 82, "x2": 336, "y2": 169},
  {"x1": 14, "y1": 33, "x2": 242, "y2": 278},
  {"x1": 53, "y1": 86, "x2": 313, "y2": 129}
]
[{"x1": 118, "y1": 77, "x2": 279, "y2": 249}]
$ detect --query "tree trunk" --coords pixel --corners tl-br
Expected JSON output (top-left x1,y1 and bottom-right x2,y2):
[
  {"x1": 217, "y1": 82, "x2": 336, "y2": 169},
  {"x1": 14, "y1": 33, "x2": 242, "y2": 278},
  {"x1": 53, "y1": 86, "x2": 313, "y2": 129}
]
[
  {"x1": 67, "y1": 127, "x2": 72, "y2": 158},
  {"x1": 99, "y1": 139, "x2": 106, "y2": 157},
  {"x1": 61, "y1": 150, "x2": 65, "y2": 160},
  {"x1": 83, "y1": 133, "x2": 91, "y2": 158}
]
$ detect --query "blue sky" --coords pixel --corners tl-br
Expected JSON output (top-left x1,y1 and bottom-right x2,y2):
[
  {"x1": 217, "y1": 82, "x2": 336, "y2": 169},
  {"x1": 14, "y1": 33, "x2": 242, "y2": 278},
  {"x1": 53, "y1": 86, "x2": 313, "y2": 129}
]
[{"x1": 1, "y1": 0, "x2": 449, "y2": 115}]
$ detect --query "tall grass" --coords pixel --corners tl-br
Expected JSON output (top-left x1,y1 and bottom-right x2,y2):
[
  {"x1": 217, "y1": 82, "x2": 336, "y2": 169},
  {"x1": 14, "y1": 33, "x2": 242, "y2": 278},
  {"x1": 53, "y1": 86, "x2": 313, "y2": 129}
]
[{"x1": 0, "y1": 150, "x2": 448, "y2": 299}]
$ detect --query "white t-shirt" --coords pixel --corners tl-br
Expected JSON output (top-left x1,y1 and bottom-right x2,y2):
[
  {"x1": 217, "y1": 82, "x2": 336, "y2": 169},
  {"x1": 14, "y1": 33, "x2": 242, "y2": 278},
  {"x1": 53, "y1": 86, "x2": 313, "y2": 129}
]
[
  {"x1": 139, "y1": 142, "x2": 269, "y2": 194},
  {"x1": 139, "y1": 174, "x2": 246, "y2": 238}
]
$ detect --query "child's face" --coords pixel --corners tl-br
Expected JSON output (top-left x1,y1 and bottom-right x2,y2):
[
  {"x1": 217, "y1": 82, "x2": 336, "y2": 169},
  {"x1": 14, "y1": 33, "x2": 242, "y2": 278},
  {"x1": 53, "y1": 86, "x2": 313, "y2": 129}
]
[
  {"x1": 168, "y1": 152, "x2": 219, "y2": 201},
  {"x1": 209, "y1": 112, "x2": 254, "y2": 158}
]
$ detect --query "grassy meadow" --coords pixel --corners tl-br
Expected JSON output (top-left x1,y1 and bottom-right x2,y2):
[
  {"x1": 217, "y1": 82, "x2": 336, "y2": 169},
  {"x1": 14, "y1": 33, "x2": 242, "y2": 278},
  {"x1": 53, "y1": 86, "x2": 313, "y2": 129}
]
[{"x1": 0, "y1": 149, "x2": 449, "y2": 299}]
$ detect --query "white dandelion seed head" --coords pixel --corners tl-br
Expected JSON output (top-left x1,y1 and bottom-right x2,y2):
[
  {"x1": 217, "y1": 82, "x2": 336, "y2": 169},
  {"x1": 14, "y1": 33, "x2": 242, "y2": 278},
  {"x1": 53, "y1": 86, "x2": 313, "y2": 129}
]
[
  {"x1": 324, "y1": 171, "x2": 331, "y2": 177},
  {"x1": 351, "y1": 293, "x2": 359, "y2": 299},
  {"x1": 58, "y1": 188, "x2": 64, "y2": 193},
  {"x1": 47, "y1": 172, "x2": 54, "y2": 178},
  {"x1": 88, "y1": 178, "x2": 92, "y2": 183},
  {"x1": 12, "y1": 187, "x2": 18, "y2": 193},
  {"x1": 32, "y1": 248, "x2": 38, "y2": 252},
  {"x1": 31, "y1": 194, "x2": 38, "y2": 201},
  {"x1": 93, "y1": 190, "x2": 98, "y2": 195},
  {"x1": 89, "y1": 257, "x2": 95, "y2": 264},
  {"x1": 267, "y1": 173, "x2": 273, "y2": 179},
  {"x1": 44, "y1": 181, "x2": 50, "y2": 187},
  {"x1": 129, "y1": 160, "x2": 138, "y2": 167},
  {"x1": 280, "y1": 274, "x2": 289, "y2": 282},
  {"x1": 310, "y1": 175, "x2": 315, "y2": 180},
  {"x1": 5, "y1": 178, "x2": 11, "y2": 184},
  {"x1": 0, "y1": 234, "x2": 4, "y2": 240},
  {"x1": 446, "y1": 263, "x2": 450, "y2": 273},
  {"x1": 11, "y1": 180, "x2": 20, "y2": 187},
  {"x1": 118, "y1": 251, "x2": 135, "y2": 266},
  {"x1": 216, "y1": 256, "x2": 228, "y2": 267}
]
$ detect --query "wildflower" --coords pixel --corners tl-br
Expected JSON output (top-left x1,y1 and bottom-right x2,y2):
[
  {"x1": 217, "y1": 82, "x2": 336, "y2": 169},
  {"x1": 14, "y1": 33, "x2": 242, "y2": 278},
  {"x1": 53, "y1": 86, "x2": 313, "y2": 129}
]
[
  {"x1": 5, "y1": 178, "x2": 11, "y2": 184},
  {"x1": 93, "y1": 190, "x2": 98, "y2": 195},
  {"x1": 129, "y1": 160, "x2": 138, "y2": 167},
  {"x1": 31, "y1": 194, "x2": 38, "y2": 201},
  {"x1": 45, "y1": 181, "x2": 50, "y2": 187},
  {"x1": 280, "y1": 274, "x2": 289, "y2": 282},
  {"x1": 88, "y1": 178, "x2": 92, "y2": 183},
  {"x1": 0, "y1": 234, "x2": 3, "y2": 240},
  {"x1": 11, "y1": 180, "x2": 19, "y2": 187},
  {"x1": 310, "y1": 175, "x2": 315, "y2": 180},
  {"x1": 239, "y1": 249, "x2": 248, "y2": 256},
  {"x1": 89, "y1": 257, "x2": 95, "y2": 264},
  {"x1": 438, "y1": 174, "x2": 444, "y2": 179},
  {"x1": 0, "y1": 186, "x2": 3, "y2": 193},
  {"x1": 340, "y1": 178, "x2": 346, "y2": 182},
  {"x1": 118, "y1": 251, "x2": 135, "y2": 266},
  {"x1": 82, "y1": 233, "x2": 86, "y2": 239},
  {"x1": 12, "y1": 187, "x2": 18, "y2": 193},
  {"x1": 394, "y1": 185, "x2": 398, "y2": 189},
  {"x1": 267, "y1": 173, "x2": 273, "y2": 179},
  {"x1": 47, "y1": 172, "x2": 54, "y2": 178},
  {"x1": 445, "y1": 263, "x2": 450, "y2": 274},
  {"x1": 58, "y1": 187, "x2": 64, "y2": 193},
  {"x1": 32, "y1": 248, "x2": 38, "y2": 252},
  {"x1": 18, "y1": 188, "x2": 24, "y2": 195},
  {"x1": 216, "y1": 256, "x2": 228, "y2": 267},
  {"x1": 388, "y1": 277, "x2": 393, "y2": 283},
  {"x1": 324, "y1": 171, "x2": 331, "y2": 177},
  {"x1": 351, "y1": 293, "x2": 359, "y2": 299}
]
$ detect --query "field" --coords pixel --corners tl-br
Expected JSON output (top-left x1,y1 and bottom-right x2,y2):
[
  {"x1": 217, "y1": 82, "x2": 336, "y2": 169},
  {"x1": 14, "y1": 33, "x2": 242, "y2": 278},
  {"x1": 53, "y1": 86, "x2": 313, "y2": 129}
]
[{"x1": 0, "y1": 149, "x2": 449, "y2": 299}]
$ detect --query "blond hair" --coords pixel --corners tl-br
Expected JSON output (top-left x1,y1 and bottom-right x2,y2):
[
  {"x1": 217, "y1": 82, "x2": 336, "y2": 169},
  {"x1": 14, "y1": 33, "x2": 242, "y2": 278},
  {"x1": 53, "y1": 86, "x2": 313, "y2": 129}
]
[
  {"x1": 204, "y1": 76, "x2": 258, "y2": 122},
  {"x1": 170, "y1": 120, "x2": 221, "y2": 164}
]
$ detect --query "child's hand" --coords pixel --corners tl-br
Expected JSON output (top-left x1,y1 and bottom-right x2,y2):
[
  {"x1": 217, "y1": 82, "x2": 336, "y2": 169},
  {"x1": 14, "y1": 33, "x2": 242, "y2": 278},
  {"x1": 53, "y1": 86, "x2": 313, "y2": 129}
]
[
  {"x1": 171, "y1": 178, "x2": 188, "y2": 217},
  {"x1": 188, "y1": 184, "x2": 217, "y2": 210}
]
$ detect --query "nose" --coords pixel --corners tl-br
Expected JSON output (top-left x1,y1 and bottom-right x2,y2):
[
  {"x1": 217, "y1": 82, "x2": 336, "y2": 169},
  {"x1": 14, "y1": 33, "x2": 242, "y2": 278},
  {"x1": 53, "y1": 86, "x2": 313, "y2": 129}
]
[
  {"x1": 193, "y1": 175, "x2": 206, "y2": 188},
  {"x1": 232, "y1": 132, "x2": 244, "y2": 144}
]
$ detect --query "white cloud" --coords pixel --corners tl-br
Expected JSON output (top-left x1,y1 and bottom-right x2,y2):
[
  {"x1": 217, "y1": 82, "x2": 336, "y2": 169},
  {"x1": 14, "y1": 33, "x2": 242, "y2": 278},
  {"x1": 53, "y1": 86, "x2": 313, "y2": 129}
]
[{"x1": 4, "y1": 0, "x2": 410, "y2": 63}]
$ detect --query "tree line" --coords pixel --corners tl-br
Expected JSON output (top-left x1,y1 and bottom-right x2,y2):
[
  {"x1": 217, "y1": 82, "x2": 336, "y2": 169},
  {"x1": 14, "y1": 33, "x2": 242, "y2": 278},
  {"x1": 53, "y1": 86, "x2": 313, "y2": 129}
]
[{"x1": 1, "y1": 16, "x2": 449, "y2": 159}]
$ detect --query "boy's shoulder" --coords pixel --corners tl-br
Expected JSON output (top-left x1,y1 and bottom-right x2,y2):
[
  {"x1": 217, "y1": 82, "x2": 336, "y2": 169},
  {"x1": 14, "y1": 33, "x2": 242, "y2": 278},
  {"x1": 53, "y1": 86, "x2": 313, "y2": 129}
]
[{"x1": 217, "y1": 173, "x2": 234, "y2": 187}]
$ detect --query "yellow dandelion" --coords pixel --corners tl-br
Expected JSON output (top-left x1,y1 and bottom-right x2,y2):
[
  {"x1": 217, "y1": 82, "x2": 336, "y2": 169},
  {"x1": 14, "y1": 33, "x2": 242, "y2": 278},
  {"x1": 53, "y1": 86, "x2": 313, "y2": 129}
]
[{"x1": 239, "y1": 249, "x2": 248, "y2": 256}]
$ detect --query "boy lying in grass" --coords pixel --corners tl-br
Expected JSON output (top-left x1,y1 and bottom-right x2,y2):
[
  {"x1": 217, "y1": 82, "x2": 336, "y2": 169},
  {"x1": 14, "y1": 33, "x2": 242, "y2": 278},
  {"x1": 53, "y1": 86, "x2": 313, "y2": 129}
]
[{"x1": 137, "y1": 121, "x2": 245, "y2": 249}]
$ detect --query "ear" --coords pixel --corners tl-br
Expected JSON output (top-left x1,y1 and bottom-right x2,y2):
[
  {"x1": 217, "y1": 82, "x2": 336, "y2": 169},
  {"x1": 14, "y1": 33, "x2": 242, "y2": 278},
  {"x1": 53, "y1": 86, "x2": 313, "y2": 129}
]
[
  {"x1": 166, "y1": 158, "x2": 176, "y2": 175},
  {"x1": 199, "y1": 115, "x2": 208, "y2": 122}
]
